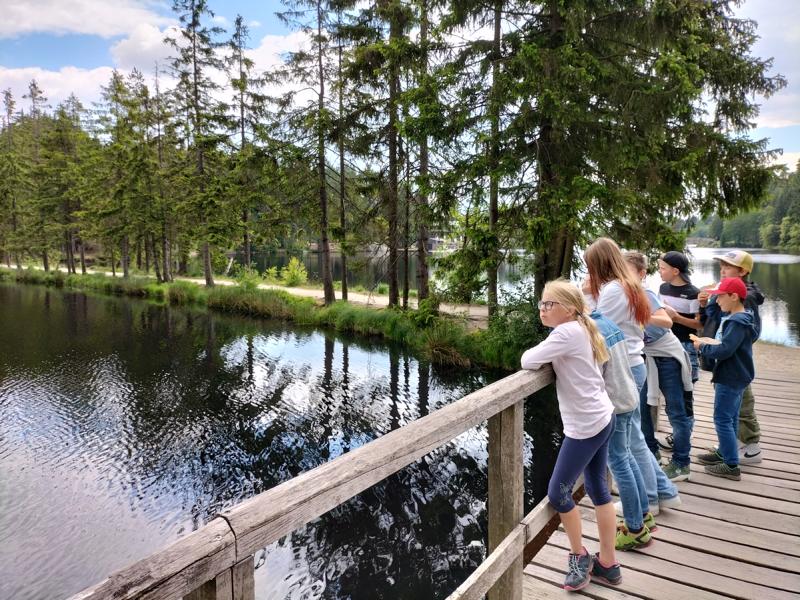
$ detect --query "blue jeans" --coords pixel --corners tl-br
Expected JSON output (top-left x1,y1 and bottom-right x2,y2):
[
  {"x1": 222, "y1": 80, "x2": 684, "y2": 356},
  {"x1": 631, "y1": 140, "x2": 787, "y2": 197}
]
[
  {"x1": 640, "y1": 357, "x2": 694, "y2": 468},
  {"x1": 714, "y1": 383, "x2": 745, "y2": 466},
  {"x1": 682, "y1": 341, "x2": 699, "y2": 382},
  {"x1": 608, "y1": 410, "x2": 648, "y2": 530},
  {"x1": 630, "y1": 362, "x2": 679, "y2": 504}
]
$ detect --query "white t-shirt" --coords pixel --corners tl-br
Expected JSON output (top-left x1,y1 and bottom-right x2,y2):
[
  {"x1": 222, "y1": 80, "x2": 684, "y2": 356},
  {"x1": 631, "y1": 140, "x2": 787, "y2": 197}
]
[
  {"x1": 520, "y1": 320, "x2": 613, "y2": 439},
  {"x1": 596, "y1": 280, "x2": 645, "y2": 366}
]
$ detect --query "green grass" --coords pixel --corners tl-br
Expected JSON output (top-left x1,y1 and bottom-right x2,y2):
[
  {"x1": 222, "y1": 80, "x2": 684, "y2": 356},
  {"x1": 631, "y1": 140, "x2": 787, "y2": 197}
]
[{"x1": 0, "y1": 268, "x2": 535, "y2": 371}]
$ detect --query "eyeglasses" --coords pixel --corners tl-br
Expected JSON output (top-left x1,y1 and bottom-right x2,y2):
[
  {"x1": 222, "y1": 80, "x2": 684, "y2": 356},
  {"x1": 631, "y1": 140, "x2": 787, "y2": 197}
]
[{"x1": 537, "y1": 300, "x2": 563, "y2": 311}]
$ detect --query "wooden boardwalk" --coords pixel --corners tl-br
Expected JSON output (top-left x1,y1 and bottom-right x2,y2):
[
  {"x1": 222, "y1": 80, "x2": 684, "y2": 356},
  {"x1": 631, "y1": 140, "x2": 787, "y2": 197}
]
[{"x1": 524, "y1": 368, "x2": 800, "y2": 599}]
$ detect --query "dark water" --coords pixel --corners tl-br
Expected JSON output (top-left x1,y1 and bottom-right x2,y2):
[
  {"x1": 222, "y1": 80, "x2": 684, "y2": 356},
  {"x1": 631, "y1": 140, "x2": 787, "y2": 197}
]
[{"x1": 0, "y1": 284, "x2": 561, "y2": 600}]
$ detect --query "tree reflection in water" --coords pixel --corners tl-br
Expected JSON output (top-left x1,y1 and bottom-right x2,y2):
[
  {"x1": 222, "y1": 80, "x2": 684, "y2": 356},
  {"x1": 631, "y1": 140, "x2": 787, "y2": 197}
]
[{"x1": 0, "y1": 284, "x2": 561, "y2": 600}]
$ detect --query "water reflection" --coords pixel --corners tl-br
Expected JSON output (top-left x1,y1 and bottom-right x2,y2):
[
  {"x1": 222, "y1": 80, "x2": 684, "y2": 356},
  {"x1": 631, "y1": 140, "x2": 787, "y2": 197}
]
[{"x1": 0, "y1": 284, "x2": 560, "y2": 600}]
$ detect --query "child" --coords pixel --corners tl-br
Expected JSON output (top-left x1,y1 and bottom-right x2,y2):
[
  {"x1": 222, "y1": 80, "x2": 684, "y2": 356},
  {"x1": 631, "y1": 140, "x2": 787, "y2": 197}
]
[
  {"x1": 590, "y1": 309, "x2": 654, "y2": 551},
  {"x1": 521, "y1": 280, "x2": 620, "y2": 591},
  {"x1": 699, "y1": 250, "x2": 765, "y2": 464},
  {"x1": 583, "y1": 238, "x2": 681, "y2": 517},
  {"x1": 658, "y1": 251, "x2": 701, "y2": 383},
  {"x1": 625, "y1": 252, "x2": 694, "y2": 483},
  {"x1": 693, "y1": 277, "x2": 758, "y2": 480}
]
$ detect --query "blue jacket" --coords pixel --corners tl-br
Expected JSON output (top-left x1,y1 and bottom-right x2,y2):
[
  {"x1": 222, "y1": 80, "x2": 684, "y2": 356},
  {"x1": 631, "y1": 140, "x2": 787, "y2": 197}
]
[{"x1": 700, "y1": 311, "x2": 757, "y2": 387}]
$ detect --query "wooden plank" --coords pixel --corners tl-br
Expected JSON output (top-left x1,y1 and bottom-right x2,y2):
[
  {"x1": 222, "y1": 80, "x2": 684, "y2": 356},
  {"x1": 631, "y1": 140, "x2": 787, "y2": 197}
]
[
  {"x1": 677, "y1": 469, "x2": 800, "y2": 502},
  {"x1": 448, "y1": 524, "x2": 526, "y2": 600},
  {"x1": 68, "y1": 518, "x2": 236, "y2": 600},
  {"x1": 571, "y1": 518, "x2": 800, "y2": 593},
  {"x1": 661, "y1": 492, "x2": 800, "y2": 531},
  {"x1": 676, "y1": 480, "x2": 800, "y2": 515},
  {"x1": 223, "y1": 368, "x2": 554, "y2": 558},
  {"x1": 529, "y1": 543, "x2": 724, "y2": 600},
  {"x1": 548, "y1": 531, "x2": 799, "y2": 599},
  {"x1": 487, "y1": 399, "x2": 524, "y2": 600},
  {"x1": 231, "y1": 557, "x2": 255, "y2": 600},
  {"x1": 523, "y1": 563, "x2": 645, "y2": 599},
  {"x1": 577, "y1": 505, "x2": 799, "y2": 573}
]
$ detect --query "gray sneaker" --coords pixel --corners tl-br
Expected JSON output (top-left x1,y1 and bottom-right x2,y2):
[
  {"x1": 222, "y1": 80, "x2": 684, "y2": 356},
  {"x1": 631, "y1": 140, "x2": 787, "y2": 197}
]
[
  {"x1": 590, "y1": 552, "x2": 622, "y2": 585},
  {"x1": 697, "y1": 449, "x2": 723, "y2": 465},
  {"x1": 705, "y1": 462, "x2": 741, "y2": 481},
  {"x1": 564, "y1": 548, "x2": 592, "y2": 591},
  {"x1": 663, "y1": 461, "x2": 691, "y2": 482}
]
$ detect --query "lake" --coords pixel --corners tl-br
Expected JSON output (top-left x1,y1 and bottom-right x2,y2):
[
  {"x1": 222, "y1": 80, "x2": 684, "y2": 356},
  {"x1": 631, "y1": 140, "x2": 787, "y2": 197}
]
[{"x1": 0, "y1": 284, "x2": 560, "y2": 600}]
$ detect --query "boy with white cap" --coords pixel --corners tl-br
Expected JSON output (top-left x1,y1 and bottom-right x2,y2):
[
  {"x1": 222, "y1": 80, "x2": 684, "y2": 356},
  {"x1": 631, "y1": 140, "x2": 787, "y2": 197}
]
[{"x1": 698, "y1": 250, "x2": 765, "y2": 464}]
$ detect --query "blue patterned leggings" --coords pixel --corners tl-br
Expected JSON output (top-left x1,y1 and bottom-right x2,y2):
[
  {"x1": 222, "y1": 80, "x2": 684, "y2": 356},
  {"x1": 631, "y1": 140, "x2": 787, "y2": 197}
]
[{"x1": 548, "y1": 416, "x2": 615, "y2": 513}]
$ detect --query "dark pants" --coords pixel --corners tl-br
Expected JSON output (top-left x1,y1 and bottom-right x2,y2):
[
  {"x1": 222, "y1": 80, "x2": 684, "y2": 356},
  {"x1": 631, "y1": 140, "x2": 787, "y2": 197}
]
[{"x1": 548, "y1": 416, "x2": 615, "y2": 513}]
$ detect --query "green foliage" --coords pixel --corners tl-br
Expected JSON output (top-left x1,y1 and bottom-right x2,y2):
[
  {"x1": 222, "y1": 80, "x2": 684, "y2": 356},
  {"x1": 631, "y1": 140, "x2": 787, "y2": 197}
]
[
  {"x1": 410, "y1": 296, "x2": 439, "y2": 328},
  {"x1": 166, "y1": 280, "x2": 207, "y2": 305},
  {"x1": 233, "y1": 265, "x2": 262, "y2": 292},
  {"x1": 262, "y1": 266, "x2": 280, "y2": 284},
  {"x1": 375, "y1": 282, "x2": 389, "y2": 295},
  {"x1": 280, "y1": 257, "x2": 308, "y2": 287}
]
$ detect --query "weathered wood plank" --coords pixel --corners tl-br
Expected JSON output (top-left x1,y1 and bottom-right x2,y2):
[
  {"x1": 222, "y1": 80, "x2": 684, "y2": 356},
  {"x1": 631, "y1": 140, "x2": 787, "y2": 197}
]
[
  {"x1": 529, "y1": 543, "x2": 724, "y2": 600},
  {"x1": 223, "y1": 368, "x2": 554, "y2": 558},
  {"x1": 676, "y1": 480, "x2": 800, "y2": 515},
  {"x1": 548, "y1": 531, "x2": 800, "y2": 599},
  {"x1": 68, "y1": 518, "x2": 236, "y2": 600},
  {"x1": 523, "y1": 563, "x2": 642, "y2": 599},
  {"x1": 487, "y1": 400, "x2": 524, "y2": 600},
  {"x1": 231, "y1": 557, "x2": 254, "y2": 600}
]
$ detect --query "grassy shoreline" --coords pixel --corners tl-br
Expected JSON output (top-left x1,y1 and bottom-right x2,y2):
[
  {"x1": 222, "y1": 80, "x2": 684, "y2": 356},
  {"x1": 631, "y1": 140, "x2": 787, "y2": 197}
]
[{"x1": 0, "y1": 268, "x2": 527, "y2": 371}]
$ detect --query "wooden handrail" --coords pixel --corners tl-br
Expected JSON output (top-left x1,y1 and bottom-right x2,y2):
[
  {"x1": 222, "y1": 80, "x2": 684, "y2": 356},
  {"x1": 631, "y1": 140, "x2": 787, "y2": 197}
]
[{"x1": 69, "y1": 366, "x2": 555, "y2": 600}]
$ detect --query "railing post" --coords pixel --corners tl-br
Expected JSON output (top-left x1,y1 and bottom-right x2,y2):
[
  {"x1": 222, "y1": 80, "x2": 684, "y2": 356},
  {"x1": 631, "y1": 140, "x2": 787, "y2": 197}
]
[
  {"x1": 232, "y1": 556, "x2": 255, "y2": 600},
  {"x1": 487, "y1": 399, "x2": 523, "y2": 600},
  {"x1": 183, "y1": 556, "x2": 254, "y2": 600}
]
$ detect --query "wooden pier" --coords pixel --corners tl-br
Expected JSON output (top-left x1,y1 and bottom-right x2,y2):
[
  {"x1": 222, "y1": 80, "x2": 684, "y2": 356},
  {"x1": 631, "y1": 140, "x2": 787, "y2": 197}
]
[
  {"x1": 525, "y1": 367, "x2": 800, "y2": 599},
  {"x1": 69, "y1": 362, "x2": 800, "y2": 600}
]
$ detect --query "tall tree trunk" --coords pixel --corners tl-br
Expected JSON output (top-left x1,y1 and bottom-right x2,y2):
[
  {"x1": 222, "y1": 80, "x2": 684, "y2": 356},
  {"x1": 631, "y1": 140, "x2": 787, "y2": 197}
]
[
  {"x1": 338, "y1": 27, "x2": 348, "y2": 301},
  {"x1": 317, "y1": 0, "x2": 335, "y2": 305},
  {"x1": 135, "y1": 237, "x2": 143, "y2": 271},
  {"x1": 403, "y1": 137, "x2": 410, "y2": 309},
  {"x1": 42, "y1": 249, "x2": 49, "y2": 272},
  {"x1": 416, "y1": 0, "x2": 430, "y2": 301},
  {"x1": 148, "y1": 233, "x2": 163, "y2": 283},
  {"x1": 144, "y1": 236, "x2": 151, "y2": 274},
  {"x1": 387, "y1": 11, "x2": 401, "y2": 308},
  {"x1": 78, "y1": 238, "x2": 86, "y2": 274},
  {"x1": 162, "y1": 220, "x2": 172, "y2": 282},
  {"x1": 110, "y1": 247, "x2": 116, "y2": 277},
  {"x1": 121, "y1": 236, "x2": 130, "y2": 279},
  {"x1": 202, "y1": 241, "x2": 213, "y2": 287},
  {"x1": 487, "y1": 0, "x2": 502, "y2": 317}
]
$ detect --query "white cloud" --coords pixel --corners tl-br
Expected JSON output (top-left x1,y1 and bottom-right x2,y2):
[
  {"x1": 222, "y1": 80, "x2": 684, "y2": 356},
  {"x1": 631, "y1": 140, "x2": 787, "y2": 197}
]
[
  {"x1": 249, "y1": 20, "x2": 262, "y2": 29},
  {"x1": 248, "y1": 31, "x2": 308, "y2": 72},
  {"x1": 770, "y1": 151, "x2": 800, "y2": 172},
  {"x1": 110, "y1": 23, "x2": 180, "y2": 73},
  {"x1": 0, "y1": 65, "x2": 114, "y2": 110},
  {"x1": 212, "y1": 15, "x2": 229, "y2": 26},
  {"x1": 1, "y1": 0, "x2": 171, "y2": 39}
]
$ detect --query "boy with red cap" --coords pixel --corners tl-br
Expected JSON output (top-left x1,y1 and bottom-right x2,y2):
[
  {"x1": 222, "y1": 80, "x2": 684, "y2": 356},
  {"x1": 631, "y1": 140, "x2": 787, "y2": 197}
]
[
  {"x1": 698, "y1": 250, "x2": 765, "y2": 464},
  {"x1": 693, "y1": 277, "x2": 758, "y2": 480}
]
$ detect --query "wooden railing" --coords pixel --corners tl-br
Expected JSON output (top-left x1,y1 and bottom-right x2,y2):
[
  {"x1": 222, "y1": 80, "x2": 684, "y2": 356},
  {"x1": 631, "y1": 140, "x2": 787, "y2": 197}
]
[{"x1": 70, "y1": 366, "x2": 569, "y2": 600}]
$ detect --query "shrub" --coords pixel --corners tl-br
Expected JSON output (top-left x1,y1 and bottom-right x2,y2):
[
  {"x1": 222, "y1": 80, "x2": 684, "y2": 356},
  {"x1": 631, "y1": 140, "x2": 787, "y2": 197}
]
[
  {"x1": 166, "y1": 280, "x2": 206, "y2": 305},
  {"x1": 262, "y1": 266, "x2": 280, "y2": 284},
  {"x1": 234, "y1": 265, "x2": 263, "y2": 293},
  {"x1": 410, "y1": 297, "x2": 440, "y2": 329},
  {"x1": 281, "y1": 257, "x2": 308, "y2": 287},
  {"x1": 375, "y1": 282, "x2": 389, "y2": 295}
]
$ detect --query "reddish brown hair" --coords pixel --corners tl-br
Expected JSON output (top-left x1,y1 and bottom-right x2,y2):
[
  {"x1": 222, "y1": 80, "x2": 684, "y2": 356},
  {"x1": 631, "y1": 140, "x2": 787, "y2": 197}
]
[{"x1": 584, "y1": 238, "x2": 651, "y2": 326}]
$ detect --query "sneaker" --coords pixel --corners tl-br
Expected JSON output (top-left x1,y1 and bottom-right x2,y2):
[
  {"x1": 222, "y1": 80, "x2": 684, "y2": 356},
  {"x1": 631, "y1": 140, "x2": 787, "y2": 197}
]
[
  {"x1": 643, "y1": 511, "x2": 658, "y2": 533},
  {"x1": 659, "y1": 494, "x2": 682, "y2": 510},
  {"x1": 697, "y1": 449, "x2": 723, "y2": 465},
  {"x1": 590, "y1": 553, "x2": 622, "y2": 585},
  {"x1": 739, "y1": 443, "x2": 762, "y2": 465},
  {"x1": 563, "y1": 547, "x2": 592, "y2": 591},
  {"x1": 705, "y1": 463, "x2": 741, "y2": 481},
  {"x1": 615, "y1": 523, "x2": 652, "y2": 551},
  {"x1": 663, "y1": 461, "x2": 691, "y2": 482},
  {"x1": 648, "y1": 502, "x2": 660, "y2": 516},
  {"x1": 657, "y1": 433, "x2": 674, "y2": 451}
]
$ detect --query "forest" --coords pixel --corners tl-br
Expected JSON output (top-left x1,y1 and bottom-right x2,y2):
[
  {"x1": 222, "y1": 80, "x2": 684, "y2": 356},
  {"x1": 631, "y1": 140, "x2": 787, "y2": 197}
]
[{"x1": 0, "y1": 0, "x2": 787, "y2": 317}]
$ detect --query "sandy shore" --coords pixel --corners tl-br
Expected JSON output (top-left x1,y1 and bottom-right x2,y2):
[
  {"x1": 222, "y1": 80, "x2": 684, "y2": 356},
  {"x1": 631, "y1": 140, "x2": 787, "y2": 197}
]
[{"x1": 753, "y1": 341, "x2": 800, "y2": 374}]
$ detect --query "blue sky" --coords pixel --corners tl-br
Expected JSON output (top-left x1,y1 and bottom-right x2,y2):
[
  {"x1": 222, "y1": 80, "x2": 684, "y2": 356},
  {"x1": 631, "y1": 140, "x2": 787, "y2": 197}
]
[{"x1": 1, "y1": 0, "x2": 798, "y2": 170}]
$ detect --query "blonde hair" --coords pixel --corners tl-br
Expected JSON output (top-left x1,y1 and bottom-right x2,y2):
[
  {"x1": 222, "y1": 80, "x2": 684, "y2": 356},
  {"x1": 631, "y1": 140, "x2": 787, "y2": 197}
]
[
  {"x1": 543, "y1": 279, "x2": 609, "y2": 365},
  {"x1": 584, "y1": 238, "x2": 651, "y2": 326},
  {"x1": 623, "y1": 251, "x2": 648, "y2": 274}
]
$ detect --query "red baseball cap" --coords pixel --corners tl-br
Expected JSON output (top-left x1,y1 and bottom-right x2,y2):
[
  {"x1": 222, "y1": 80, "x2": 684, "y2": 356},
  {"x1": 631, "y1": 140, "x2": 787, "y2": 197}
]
[{"x1": 707, "y1": 277, "x2": 747, "y2": 299}]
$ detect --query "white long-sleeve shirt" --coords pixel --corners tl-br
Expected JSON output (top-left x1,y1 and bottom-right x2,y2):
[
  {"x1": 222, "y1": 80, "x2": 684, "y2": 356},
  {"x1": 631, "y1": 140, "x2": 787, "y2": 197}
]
[
  {"x1": 596, "y1": 280, "x2": 645, "y2": 367},
  {"x1": 520, "y1": 320, "x2": 613, "y2": 439}
]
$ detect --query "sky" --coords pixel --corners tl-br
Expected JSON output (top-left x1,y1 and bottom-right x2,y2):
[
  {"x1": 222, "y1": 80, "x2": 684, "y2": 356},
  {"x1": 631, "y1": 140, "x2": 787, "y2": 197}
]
[{"x1": 1, "y1": 0, "x2": 798, "y2": 171}]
